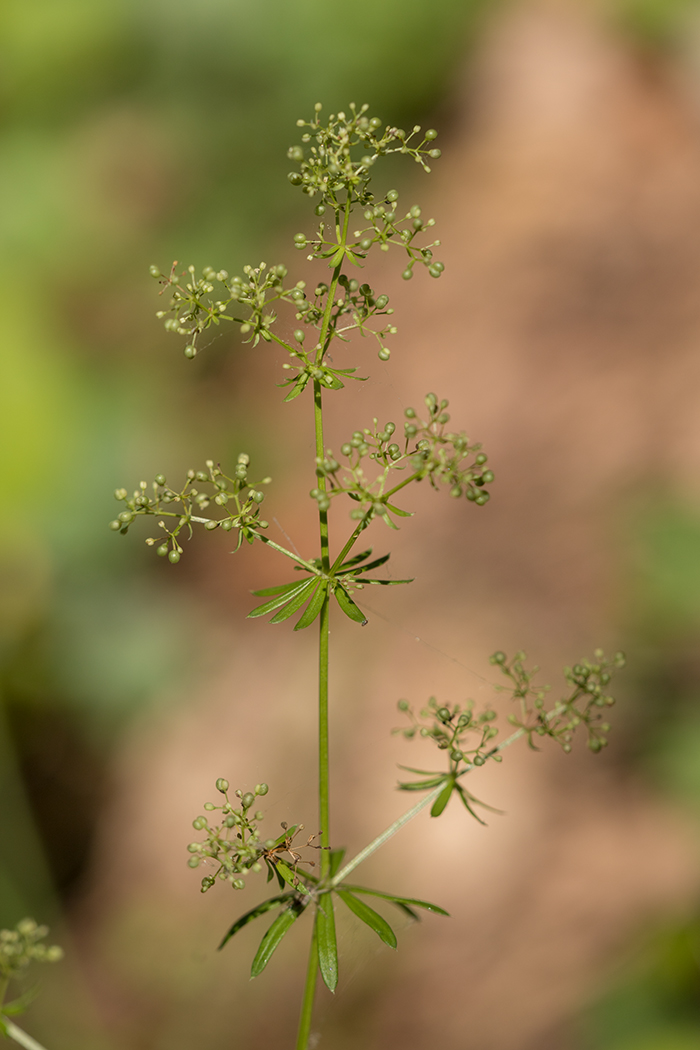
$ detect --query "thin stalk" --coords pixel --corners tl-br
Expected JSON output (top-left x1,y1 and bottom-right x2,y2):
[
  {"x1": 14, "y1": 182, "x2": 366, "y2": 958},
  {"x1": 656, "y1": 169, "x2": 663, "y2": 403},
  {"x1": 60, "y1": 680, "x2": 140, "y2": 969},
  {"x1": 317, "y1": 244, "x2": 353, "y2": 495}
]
[
  {"x1": 331, "y1": 788, "x2": 442, "y2": 886},
  {"x1": 329, "y1": 515, "x2": 371, "y2": 573},
  {"x1": 294, "y1": 924, "x2": 319, "y2": 1050},
  {"x1": 318, "y1": 594, "x2": 331, "y2": 875},
  {"x1": 1, "y1": 1020, "x2": 51, "y2": 1050},
  {"x1": 331, "y1": 720, "x2": 550, "y2": 887}
]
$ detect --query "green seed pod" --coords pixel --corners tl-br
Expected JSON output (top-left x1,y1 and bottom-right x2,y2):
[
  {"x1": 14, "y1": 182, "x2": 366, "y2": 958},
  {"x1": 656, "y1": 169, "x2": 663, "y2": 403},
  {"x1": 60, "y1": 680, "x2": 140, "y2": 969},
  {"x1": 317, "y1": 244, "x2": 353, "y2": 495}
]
[
  {"x1": 257, "y1": 783, "x2": 269, "y2": 795},
  {"x1": 201, "y1": 876, "x2": 215, "y2": 891},
  {"x1": 149, "y1": 264, "x2": 161, "y2": 277},
  {"x1": 490, "y1": 651, "x2": 507, "y2": 665},
  {"x1": 360, "y1": 238, "x2": 372, "y2": 250},
  {"x1": 378, "y1": 347, "x2": 390, "y2": 361},
  {"x1": 473, "y1": 755, "x2": 485, "y2": 766},
  {"x1": 242, "y1": 792, "x2": 255, "y2": 809},
  {"x1": 155, "y1": 474, "x2": 166, "y2": 486},
  {"x1": 386, "y1": 189, "x2": 398, "y2": 201},
  {"x1": 204, "y1": 802, "x2": 215, "y2": 811},
  {"x1": 233, "y1": 879, "x2": 245, "y2": 890},
  {"x1": 216, "y1": 778, "x2": 229, "y2": 793},
  {"x1": 437, "y1": 707, "x2": 451, "y2": 722},
  {"x1": 288, "y1": 172, "x2": 303, "y2": 185},
  {"x1": 588, "y1": 738, "x2": 603, "y2": 753},
  {"x1": 192, "y1": 817, "x2": 207, "y2": 830},
  {"x1": 157, "y1": 544, "x2": 169, "y2": 557},
  {"x1": 401, "y1": 269, "x2": 413, "y2": 281},
  {"x1": 425, "y1": 129, "x2": 438, "y2": 140},
  {"x1": 187, "y1": 857, "x2": 200, "y2": 868},
  {"x1": 397, "y1": 699, "x2": 409, "y2": 711},
  {"x1": 450, "y1": 749, "x2": 463, "y2": 762},
  {"x1": 118, "y1": 511, "x2": 134, "y2": 524},
  {"x1": 429, "y1": 148, "x2": 441, "y2": 159},
  {"x1": 294, "y1": 329, "x2": 305, "y2": 343},
  {"x1": 168, "y1": 550, "x2": 181, "y2": 564},
  {"x1": 109, "y1": 520, "x2": 121, "y2": 531},
  {"x1": 482, "y1": 470, "x2": 494, "y2": 483}
]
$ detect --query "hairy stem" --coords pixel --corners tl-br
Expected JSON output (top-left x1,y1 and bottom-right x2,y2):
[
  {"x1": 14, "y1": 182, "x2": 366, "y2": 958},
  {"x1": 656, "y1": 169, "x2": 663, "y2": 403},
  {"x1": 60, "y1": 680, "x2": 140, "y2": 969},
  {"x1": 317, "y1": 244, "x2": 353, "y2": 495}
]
[{"x1": 295, "y1": 920, "x2": 319, "y2": 1050}]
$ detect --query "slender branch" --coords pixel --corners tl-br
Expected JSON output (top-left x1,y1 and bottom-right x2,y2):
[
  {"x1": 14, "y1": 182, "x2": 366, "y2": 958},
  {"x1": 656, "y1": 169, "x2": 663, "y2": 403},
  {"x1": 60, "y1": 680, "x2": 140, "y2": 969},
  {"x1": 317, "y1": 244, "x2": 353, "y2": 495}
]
[
  {"x1": 254, "y1": 534, "x2": 323, "y2": 575},
  {"x1": 1, "y1": 1020, "x2": 51, "y2": 1050},
  {"x1": 330, "y1": 715, "x2": 561, "y2": 887},
  {"x1": 331, "y1": 787, "x2": 442, "y2": 886},
  {"x1": 329, "y1": 515, "x2": 371, "y2": 573}
]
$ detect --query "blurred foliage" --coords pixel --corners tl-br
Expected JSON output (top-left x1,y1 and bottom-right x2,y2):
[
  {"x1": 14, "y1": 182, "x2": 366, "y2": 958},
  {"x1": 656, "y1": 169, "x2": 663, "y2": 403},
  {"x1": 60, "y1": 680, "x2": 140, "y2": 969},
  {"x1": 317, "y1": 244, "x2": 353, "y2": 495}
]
[{"x1": 608, "y1": 0, "x2": 700, "y2": 49}]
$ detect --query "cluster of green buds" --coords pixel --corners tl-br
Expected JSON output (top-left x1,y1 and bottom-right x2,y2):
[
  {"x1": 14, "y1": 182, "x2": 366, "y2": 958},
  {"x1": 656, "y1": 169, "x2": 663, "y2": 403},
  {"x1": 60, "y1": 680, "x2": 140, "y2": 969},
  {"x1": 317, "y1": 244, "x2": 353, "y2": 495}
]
[
  {"x1": 394, "y1": 650, "x2": 625, "y2": 820},
  {"x1": 188, "y1": 780, "x2": 271, "y2": 892},
  {"x1": 0, "y1": 919, "x2": 63, "y2": 983},
  {"x1": 309, "y1": 394, "x2": 492, "y2": 526},
  {"x1": 492, "y1": 649, "x2": 626, "y2": 753},
  {"x1": 109, "y1": 456, "x2": 270, "y2": 561},
  {"x1": 396, "y1": 696, "x2": 501, "y2": 768},
  {"x1": 288, "y1": 102, "x2": 441, "y2": 205}
]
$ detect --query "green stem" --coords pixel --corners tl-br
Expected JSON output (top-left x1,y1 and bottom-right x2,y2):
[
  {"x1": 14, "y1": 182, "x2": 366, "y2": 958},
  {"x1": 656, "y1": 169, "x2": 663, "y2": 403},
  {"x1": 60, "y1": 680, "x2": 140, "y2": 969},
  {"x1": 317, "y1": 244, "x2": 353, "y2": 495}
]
[
  {"x1": 329, "y1": 515, "x2": 371, "y2": 573},
  {"x1": 331, "y1": 787, "x2": 442, "y2": 886},
  {"x1": 294, "y1": 924, "x2": 318, "y2": 1050},
  {"x1": 1, "y1": 1020, "x2": 51, "y2": 1050},
  {"x1": 318, "y1": 593, "x2": 331, "y2": 873}
]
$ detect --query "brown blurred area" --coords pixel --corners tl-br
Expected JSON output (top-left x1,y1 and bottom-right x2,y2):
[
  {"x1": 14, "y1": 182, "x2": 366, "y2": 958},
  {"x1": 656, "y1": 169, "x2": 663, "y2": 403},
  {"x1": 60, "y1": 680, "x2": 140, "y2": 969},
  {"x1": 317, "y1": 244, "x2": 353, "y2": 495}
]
[{"x1": 4, "y1": 1, "x2": 700, "y2": 1048}]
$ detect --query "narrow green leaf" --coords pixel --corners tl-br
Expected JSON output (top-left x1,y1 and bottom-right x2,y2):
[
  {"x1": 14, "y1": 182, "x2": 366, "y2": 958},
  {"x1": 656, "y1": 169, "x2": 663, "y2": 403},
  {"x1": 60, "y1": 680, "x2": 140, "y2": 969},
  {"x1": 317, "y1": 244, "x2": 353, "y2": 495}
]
[
  {"x1": 269, "y1": 579, "x2": 317, "y2": 623},
  {"x1": 251, "y1": 903, "x2": 303, "y2": 977},
  {"x1": 251, "y1": 581, "x2": 302, "y2": 597},
  {"x1": 218, "y1": 893, "x2": 293, "y2": 950},
  {"x1": 248, "y1": 579, "x2": 312, "y2": 618},
  {"x1": 329, "y1": 848, "x2": 346, "y2": 878},
  {"x1": 333, "y1": 586, "x2": 368, "y2": 625},
  {"x1": 283, "y1": 374, "x2": 309, "y2": 402},
  {"x1": 323, "y1": 372, "x2": 344, "y2": 390},
  {"x1": 397, "y1": 764, "x2": 443, "y2": 776},
  {"x1": 355, "y1": 553, "x2": 390, "y2": 573},
  {"x1": 398, "y1": 776, "x2": 448, "y2": 791},
  {"x1": 384, "y1": 501, "x2": 413, "y2": 517},
  {"x1": 315, "y1": 894, "x2": 338, "y2": 992},
  {"x1": 391, "y1": 900, "x2": 420, "y2": 921},
  {"x1": 338, "y1": 548, "x2": 373, "y2": 569},
  {"x1": 265, "y1": 858, "x2": 275, "y2": 883},
  {"x1": 294, "y1": 581, "x2": 328, "y2": 631},
  {"x1": 430, "y1": 779, "x2": 454, "y2": 817},
  {"x1": 456, "y1": 785, "x2": 487, "y2": 825},
  {"x1": 361, "y1": 577, "x2": 414, "y2": 585},
  {"x1": 250, "y1": 902, "x2": 302, "y2": 974},
  {"x1": 342, "y1": 886, "x2": 449, "y2": 916},
  {"x1": 337, "y1": 890, "x2": 397, "y2": 949},
  {"x1": 329, "y1": 247, "x2": 345, "y2": 268},
  {"x1": 273, "y1": 860, "x2": 301, "y2": 890}
]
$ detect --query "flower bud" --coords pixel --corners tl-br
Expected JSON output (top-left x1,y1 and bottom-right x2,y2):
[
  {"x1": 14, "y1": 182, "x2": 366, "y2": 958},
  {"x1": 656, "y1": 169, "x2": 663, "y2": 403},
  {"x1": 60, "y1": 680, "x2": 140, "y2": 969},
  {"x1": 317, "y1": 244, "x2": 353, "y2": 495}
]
[{"x1": 216, "y1": 778, "x2": 229, "y2": 793}]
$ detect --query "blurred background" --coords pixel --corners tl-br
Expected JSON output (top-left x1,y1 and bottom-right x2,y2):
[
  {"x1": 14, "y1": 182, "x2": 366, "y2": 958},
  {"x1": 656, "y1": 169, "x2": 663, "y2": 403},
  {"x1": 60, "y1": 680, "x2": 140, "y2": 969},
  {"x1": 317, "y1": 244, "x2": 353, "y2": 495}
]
[{"x1": 3, "y1": 0, "x2": 700, "y2": 1046}]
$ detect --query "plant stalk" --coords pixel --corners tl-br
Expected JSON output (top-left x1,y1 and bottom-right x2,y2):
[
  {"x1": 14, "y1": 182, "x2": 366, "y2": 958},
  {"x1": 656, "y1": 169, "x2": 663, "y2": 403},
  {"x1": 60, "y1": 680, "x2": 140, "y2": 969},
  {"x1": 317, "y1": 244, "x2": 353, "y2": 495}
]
[{"x1": 1, "y1": 1020, "x2": 51, "y2": 1050}]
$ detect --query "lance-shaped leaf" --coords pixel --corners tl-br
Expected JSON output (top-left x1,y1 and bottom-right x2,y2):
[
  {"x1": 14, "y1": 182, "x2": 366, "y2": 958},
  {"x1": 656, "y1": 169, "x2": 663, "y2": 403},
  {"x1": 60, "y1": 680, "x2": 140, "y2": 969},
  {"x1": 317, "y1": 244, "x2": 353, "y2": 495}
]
[
  {"x1": 383, "y1": 501, "x2": 413, "y2": 517},
  {"x1": 273, "y1": 859, "x2": 301, "y2": 890},
  {"x1": 269, "y1": 578, "x2": 318, "y2": 623},
  {"x1": 333, "y1": 585, "x2": 368, "y2": 625},
  {"x1": 248, "y1": 579, "x2": 314, "y2": 618},
  {"x1": 219, "y1": 893, "x2": 294, "y2": 950},
  {"x1": 455, "y1": 785, "x2": 504, "y2": 826},
  {"x1": 251, "y1": 581, "x2": 305, "y2": 597},
  {"x1": 398, "y1": 775, "x2": 448, "y2": 792},
  {"x1": 337, "y1": 890, "x2": 397, "y2": 949},
  {"x1": 338, "y1": 548, "x2": 374, "y2": 570},
  {"x1": 251, "y1": 900, "x2": 306, "y2": 977},
  {"x1": 283, "y1": 373, "x2": 310, "y2": 402},
  {"x1": 315, "y1": 893, "x2": 338, "y2": 992},
  {"x1": 361, "y1": 577, "x2": 414, "y2": 586},
  {"x1": 341, "y1": 885, "x2": 449, "y2": 916},
  {"x1": 398, "y1": 764, "x2": 443, "y2": 776},
  {"x1": 294, "y1": 580, "x2": 329, "y2": 631},
  {"x1": 354, "y1": 552, "x2": 390, "y2": 573},
  {"x1": 0, "y1": 985, "x2": 39, "y2": 1016},
  {"x1": 431, "y1": 778, "x2": 455, "y2": 817}
]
